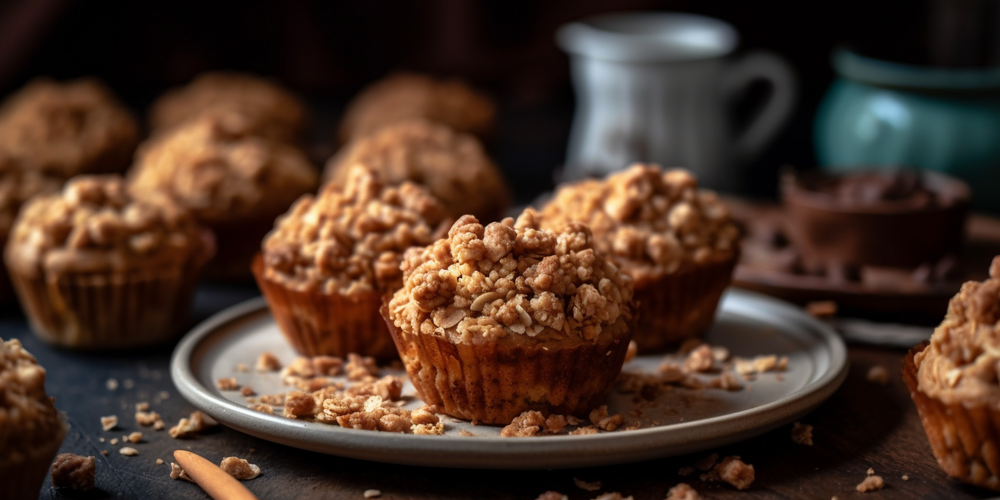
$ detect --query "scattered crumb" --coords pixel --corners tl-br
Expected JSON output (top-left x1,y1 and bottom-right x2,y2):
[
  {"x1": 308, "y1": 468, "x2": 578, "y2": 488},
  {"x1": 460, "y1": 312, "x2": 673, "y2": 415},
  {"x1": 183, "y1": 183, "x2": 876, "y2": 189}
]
[
  {"x1": 119, "y1": 447, "x2": 138, "y2": 456},
  {"x1": 101, "y1": 415, "x2": 118, "y2": 431},
  {"x1": 711, "y1": 346, "x2": 730, "y2": 362},
  {"x1": 856, "y1": 475, "x2": 884, "y2": 492},
  {"x1": 235, "y1": 363, "x2": 249, "y2": 372},
  {"x1": 574, "y1": 478, "x2": 601, "y2": 492},
  {"x1": 683, "y1": 345, "x2": 715, "y2": 373},
  {"x1": 589, "y1": 405, "x2": 624, "y2": 431},
  {"x1": 658, "y1": 362, "x2": 685, "y2": 383},
  {"x1": 459, "y1": 430, "x2": 475, "y2": 437},
  {"x1": 101, "y1": 450, "x2": 108, "y2": 456},
  {"x1": 535, "y1": 492, "x2": 568, "y2": 500},
  {"x1": 98, "y1": 437, "x2": 105, "y2": 443},
  {"x1": 127, "y1": 432, "x2": 142, "y2": 444},
  {"x1": 106, "y1": 378, "x2": 118, "y2": 390},
  {"x1": 791, "y1": 422, "x2": 813, "y2": 446},
  {"x1": 169, "y1": 410, "x2": 219, "y2": 438},
  {"x1": 109, "y1": 438, "x2": 119, "y2": 445},
  {"x1": 216, "y1": 377, "x2": 239, "y2": 390},
  {"x1": 694, "y1": 453, "x2": 718, "y2": 471},
  {"x1": 220, "y1": 457, "x2": 261, "y2": 480},
  {"x1": 665, "y1": 483, "x2": 701, "y2": 500},
  {"x1": 902, "y1": 475, "x2": 909, "y2": 481},
  {"x1": 867, "y1": 467, "x2": 874, "y2": 475},
  {"x1": 258, "y1": 394, "x2": 286, "y2": 406},
  {"x1": 156, "y1": 459, "x2": 164, "y2": 465},
  {"x1": 500, "y1": 410, "x2": 570, "y2": 437},
  {"x1": 135, "y1": 411, "x2": 163, "y2": 427},
  {"x1": 249, "y1": 403, "x2": 275, "y2": 415},
  {"x1": 569, "y1": 426, "x2": 599, "y2": 435},
  {"x1": 867, "y1": 365, "x2": 890, "y2": 385},
  {"x1": 806, "y1": 300, "x2": 838, "y2": 318},
  {"x1": 624, "y1": 340, "x2": 638, "y2": 363},
  {"x1": 345, "y1": 353, "x2": 379, "y2": 380},
  {"x1": 135, "y1": 402, "x2": 149, "y2": 412},
  {"x1": 51, "y1": 453, "x2": 95, "y2": 491},
  {"x1": 154, "y1": 420, "x2": 165, "y2": 430},
  {"x1": 678, "y1": 466, "x2": 696, "y2": 476},
  {"x1": 241, "y1": 386, "x2": 256, "y2": 397},
  {"x1": 257, "y1": 352, "x2": 282, "y2": 372},
  {"x1": 700, "y1": 456, "x2": 755, "y2": 490},
  {"x1": 363, "y1": 490, "x2": 382, "y2": 499},
  {"x1": 169, "y1": 462, "x2": 192, "y2": 482}
]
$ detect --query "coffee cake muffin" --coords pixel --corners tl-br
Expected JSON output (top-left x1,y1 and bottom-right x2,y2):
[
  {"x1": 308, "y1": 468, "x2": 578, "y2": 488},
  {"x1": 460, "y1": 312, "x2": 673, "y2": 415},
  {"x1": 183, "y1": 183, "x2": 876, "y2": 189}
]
[
  {"x1": 255, "y1": 165, "x2": 447, "y2": 359},
  {"x1": 339, "y1": 73, "x2": 495, "y2": 142},
  {"x1": 325, "y1": 120, "x2": 509, "y2": 222},
  {"x1": 0, "y1": 337, "x2": 66, "y2": 500},
  {"x1": 129, "y1": 112, "x2": 317, "y2": 280},
  {"x1": 4, "y1": 176, "x2": 213, "y2": 349},
  {"x1": 539, "y1": 164, "x2": 740, "y2": 350},
  {"x1": 0, "y1": 77, "x2": 139, "y2": 177},
  {"x1": 905, "y1": 256, "x2": 1000, "y2": 490},
  {"x1": 148, "y1": 71, "x2": 307, "y2": 143},
  {"x1": 384, "y1": 210, "x2": 636, "y2": 424}
]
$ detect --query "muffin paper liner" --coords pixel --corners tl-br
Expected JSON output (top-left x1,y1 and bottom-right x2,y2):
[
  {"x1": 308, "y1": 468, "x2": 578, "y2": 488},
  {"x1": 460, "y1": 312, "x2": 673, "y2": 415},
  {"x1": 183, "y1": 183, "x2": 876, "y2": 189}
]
[
  {"x1": 904, "y1": 341, "x2": 1000, "y2": 490},
  {"x1": 384, "y1": 305, "x2": 633, "y2": 425},
  {"x1": 9, "y1": 264, "x2": 200, "y2": 350},
  {"x1": 253, "y1": 255, "x2": 397, "y2": 359},
  {"x1": 630, "y1": 255, "x2": 737, "y2": 351},
  {"x1": 0, "y1": 420, "x2": 66, "y2": 500}
]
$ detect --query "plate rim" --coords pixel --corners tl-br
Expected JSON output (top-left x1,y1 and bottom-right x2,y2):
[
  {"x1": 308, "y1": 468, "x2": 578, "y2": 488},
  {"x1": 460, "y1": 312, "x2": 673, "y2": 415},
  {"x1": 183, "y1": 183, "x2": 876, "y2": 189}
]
[{"x1": 170, "y1": 289, "x2": 849, "y2": 469}]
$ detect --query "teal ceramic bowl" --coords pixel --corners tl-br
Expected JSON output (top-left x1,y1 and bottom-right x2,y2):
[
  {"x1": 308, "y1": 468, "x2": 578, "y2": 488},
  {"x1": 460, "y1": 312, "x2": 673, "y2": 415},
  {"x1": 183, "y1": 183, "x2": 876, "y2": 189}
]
[{"x1": 815, "y1": 49, "x2": 1000, "y2": 212}]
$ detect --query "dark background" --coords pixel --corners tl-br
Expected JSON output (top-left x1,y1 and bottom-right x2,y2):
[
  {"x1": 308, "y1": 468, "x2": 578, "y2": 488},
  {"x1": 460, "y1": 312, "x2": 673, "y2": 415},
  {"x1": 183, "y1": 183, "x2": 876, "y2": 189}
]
[{"x1": 0, "y1": 0, "x2": 995, "y2": 202}]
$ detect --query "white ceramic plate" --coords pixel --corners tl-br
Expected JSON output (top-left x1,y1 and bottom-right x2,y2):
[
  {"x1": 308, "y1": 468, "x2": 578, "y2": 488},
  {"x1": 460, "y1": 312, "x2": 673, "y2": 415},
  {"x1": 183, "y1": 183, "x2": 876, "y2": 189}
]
[{"x1": 170, "y1": 288, "x2": 848, "y2": 469}]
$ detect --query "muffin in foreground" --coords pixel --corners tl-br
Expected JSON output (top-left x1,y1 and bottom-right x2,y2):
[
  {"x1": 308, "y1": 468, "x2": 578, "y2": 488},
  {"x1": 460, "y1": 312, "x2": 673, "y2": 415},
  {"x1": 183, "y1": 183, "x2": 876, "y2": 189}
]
[
  {"x1": 539, "y1": 164, "x2": 740, "y2": 350},
  {"x1": 0, "y1": 337, "x2": 67, "y2": 500},
  {"x1": 905, "y1": 256, "x2": 1000, "y2": 490},
  {"x1": 325, "y1": 119, "x2": 509, "y2": 222},
  {"x1": 4, "y1": 176, "x2": 214, "y2": 349},
  {"x1": 129, "y1": 112, "x2": 317, "y2": 280},
  {"x1": 339, "y1": 73, "x2": 495, "y2": 142},
  {"x1": 384, "y1": 210, "x2": 636, "y2": 424},
  {"x1": 256, "y1": 165, "x2": 447, "y2": 359},
  {"x1": 0, "y1": 77, "x2": 139, "y2": 177},
  {"x1": 148, "y1": 71, "x2": 307, "y2": 143}
]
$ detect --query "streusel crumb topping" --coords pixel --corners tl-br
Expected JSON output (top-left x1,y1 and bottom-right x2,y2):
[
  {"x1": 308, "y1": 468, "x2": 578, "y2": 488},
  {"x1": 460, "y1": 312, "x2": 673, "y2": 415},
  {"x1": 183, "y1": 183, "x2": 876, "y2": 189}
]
[
  {"x1": 5, "y1": 176, "x2": 209, "y2": 276},
  {"x1": 540, "y1": 164, "x2": 740, "y2": 281},
  {"x1": 0, "y1": 337, "x2": 64, "y2": 464},
  {"x1": 916, "y1": 256, "x2": 1000, "y2": 405},
  {"x1": 326, "y1": 120, "x2": 508, "y2": 221},
  {"x1": 129, "y1": 112, "x2": 317, "y2": 224},
  {"x1": 262, "y1": 165, "x2": 446, "y2": 294},
  {"x1": 388, "y1": 210, "x2": 634, "y2": 342}
]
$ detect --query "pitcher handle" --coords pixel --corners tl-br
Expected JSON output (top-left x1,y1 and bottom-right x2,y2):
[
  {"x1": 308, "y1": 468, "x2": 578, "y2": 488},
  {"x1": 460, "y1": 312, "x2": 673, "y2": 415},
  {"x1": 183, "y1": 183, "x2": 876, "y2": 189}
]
[{"x1": 724, "y1": 50, "x2": 798, "y2": 163}]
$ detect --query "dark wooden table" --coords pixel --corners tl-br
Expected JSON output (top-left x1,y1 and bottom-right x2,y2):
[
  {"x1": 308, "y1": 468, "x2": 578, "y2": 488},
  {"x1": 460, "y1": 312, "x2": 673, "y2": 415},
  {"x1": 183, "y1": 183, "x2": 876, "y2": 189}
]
[{"x1": 4, "y1": 283, "x2": 996, "y2": 500}]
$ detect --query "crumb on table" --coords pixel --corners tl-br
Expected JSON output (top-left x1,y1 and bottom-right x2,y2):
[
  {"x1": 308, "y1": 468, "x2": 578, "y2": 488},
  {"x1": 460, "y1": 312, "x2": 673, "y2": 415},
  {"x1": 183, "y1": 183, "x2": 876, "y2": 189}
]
[
  {"x1": 220, "y1": 457, "x2": 261, "y2": 480},
  {"x1": 867, "y1": 365, "x2": 890, "y2": 385},
  {"x1": 216, "y1": 377, "x2": 239, "y2": 390},
  {"x1": 665, "y1": 483, "x2": 701, "y2": 500},
  {"x1": 791, "y1": 421, "x2": 813, "y2": 446},
  {"x1": 700, "y1": 456, "x2": 755, "y2": 490},
  {"x1": 856, "y1": 475, "x2": 884, "y2": 492},
  {"x1": 119, "y1": 447, "x2": 138, "y2": 456},
  {"x1": 574, "y1": 477, "x2": 601, "y2": 491},
  {"x1": 51, "y1": 453, "x2": 95, "y2": 491},
  {"x1": 100, "y1": 415, "x2": 118, "y2": 431}
]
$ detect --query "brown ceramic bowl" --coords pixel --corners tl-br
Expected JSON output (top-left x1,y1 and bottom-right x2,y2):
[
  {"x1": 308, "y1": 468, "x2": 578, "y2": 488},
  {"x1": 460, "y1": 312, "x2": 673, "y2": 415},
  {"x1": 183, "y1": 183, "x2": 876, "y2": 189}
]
[{"x1": 782, "y1": 169, "x2": 969, "y2": 269}]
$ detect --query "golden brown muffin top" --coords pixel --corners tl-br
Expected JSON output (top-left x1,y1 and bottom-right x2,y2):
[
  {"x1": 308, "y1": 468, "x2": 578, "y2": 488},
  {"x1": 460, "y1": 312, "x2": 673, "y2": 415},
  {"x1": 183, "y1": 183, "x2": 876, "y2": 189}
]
[
  {"x1": 339, "y1": 73, "x2": 495, "y2": 142},
  {"x1": 326, "y1": 120, "x2": 509, "y2": 222},
  {"x1": 148, "y1": 71, "x2": 307, "y2": 142},
  {"x1": 0, "y1": 77, "x2": 139, "y2": 177},
  {"x1": 5, "y1": 175, "x2": 211, "y2": 277},
  {"x1": 916, "y1": 256, "x2": 1000, "y2": 406},
  {"x1": 387, "y1": 210, "x2": 635, "y2": 344},
  {"x1": 0, "y1": 337, "x2": 64, "y2": 464},
  {"x1": 129, "y1": 112, "x2": 318, "y2": 225},
  {"x1": 0, "y1": 154, "x2": 63, "y2": 241},
  {"x1": 261, "y1": 166, "x2": 447, "y2": 295},
  {"x1": 540, "y1": 164, "x2": 740, "y2": 282}
]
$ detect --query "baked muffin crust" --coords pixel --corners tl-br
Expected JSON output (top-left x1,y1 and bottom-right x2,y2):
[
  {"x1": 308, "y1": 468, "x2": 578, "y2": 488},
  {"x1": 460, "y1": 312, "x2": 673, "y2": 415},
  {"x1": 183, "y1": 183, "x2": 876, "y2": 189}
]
[
  {"x1": 339, "y1": 73, "x2": 495, "y2": 142},
  {"x1": 0, "y1": 337, "x2": 63, "y2": 464},
  {"x1": 325, "y1": 120, "x2": 508, "y2": 221},
  {"x1": 149, "y1": 71, "x2": 306, "y2": 142},
  {"x1": 262, "y1": 165, "x2": 446, "y2": 295},
  {"x1": 129, "y1": 112, "x2": 317, "y2": 225},
  {"x1": 0, "y1": 77, "x2": 139, "y2": 177},
  {"x1": 388, "y1": 210, "x2": 635, "y2": 343},
  {"x1": 6, "y1": 176, "x2": 208, "y2": 277},
  {"x1": 540, "y1": 164, "x2": 740, "y2": 282}
]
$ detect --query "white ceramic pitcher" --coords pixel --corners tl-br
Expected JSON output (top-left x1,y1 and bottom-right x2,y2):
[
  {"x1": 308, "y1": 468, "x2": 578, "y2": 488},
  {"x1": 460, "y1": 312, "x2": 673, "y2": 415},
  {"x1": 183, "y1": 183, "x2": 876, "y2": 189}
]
[{"x1": 557, "y1": 12, "x2": 797, "y2": 192}]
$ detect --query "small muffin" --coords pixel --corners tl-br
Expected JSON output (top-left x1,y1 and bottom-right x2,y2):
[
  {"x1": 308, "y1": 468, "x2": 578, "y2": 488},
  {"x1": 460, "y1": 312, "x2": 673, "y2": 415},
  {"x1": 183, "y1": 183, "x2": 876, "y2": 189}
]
[
  {"x1": 255, "y1": 165, "x2": 447, "y2": 359},
  {"x1": 905, "y1": 256, "x2": 1000, "y2": 490},
  {"x1": 325, "y1": 120, "x2": 509, "y2": 222},
  {"x1": 148, "y1": 71, "x2": 307, "y2": 143},
  {"x1": 0, "y1": 338, "x2": 67, "y2": 500},
  {"x1": 0, "y1": 77, "x2": 139, "y2": 177},
  {"x1": 539, "y1": 164, "x2": 740, "y2": 351},
  {"x1": 129, "y1": 112, "x2": 317, "y2": 280},
  {"x1": 4, "y1": 176, "x2": 214, "y2": 349},
  {"x1": 339, "y1": 73, "x2": 495, "y2": 143},
  {"x1": 384, "y1": 210, "x2": 636, "y2": 424}
]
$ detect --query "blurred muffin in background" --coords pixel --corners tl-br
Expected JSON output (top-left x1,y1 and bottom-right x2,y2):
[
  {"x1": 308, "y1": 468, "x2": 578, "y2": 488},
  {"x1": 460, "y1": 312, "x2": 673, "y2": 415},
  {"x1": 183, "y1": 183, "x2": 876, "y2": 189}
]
[
  {"x1": 339, "y1": 73, "x2": 495, "y2": 143},
  {"x1": 255, "y1": 165, "x2": 447, "y2": 359},
  {"x1": 129, "y1": 112, "x2": 317, "y2": 280},
  {"x1": 539, "y1": 164, "x2": 741, "y2": 351},
  {"x1": 0, "y1": 337, "x2": 67, "y2": 499},
  {"x1": 148, "y1": 71, "x2": 308, "y2": 143},
  {"x1": 4, "y1": 176, "x2": 214, "y2": 350},
  {"x1": 325, "y1": 120, "x2": 509, "y2": 223},
  {"x1": 0, "y1": 77, "x2": 139, "y2": 177}
]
